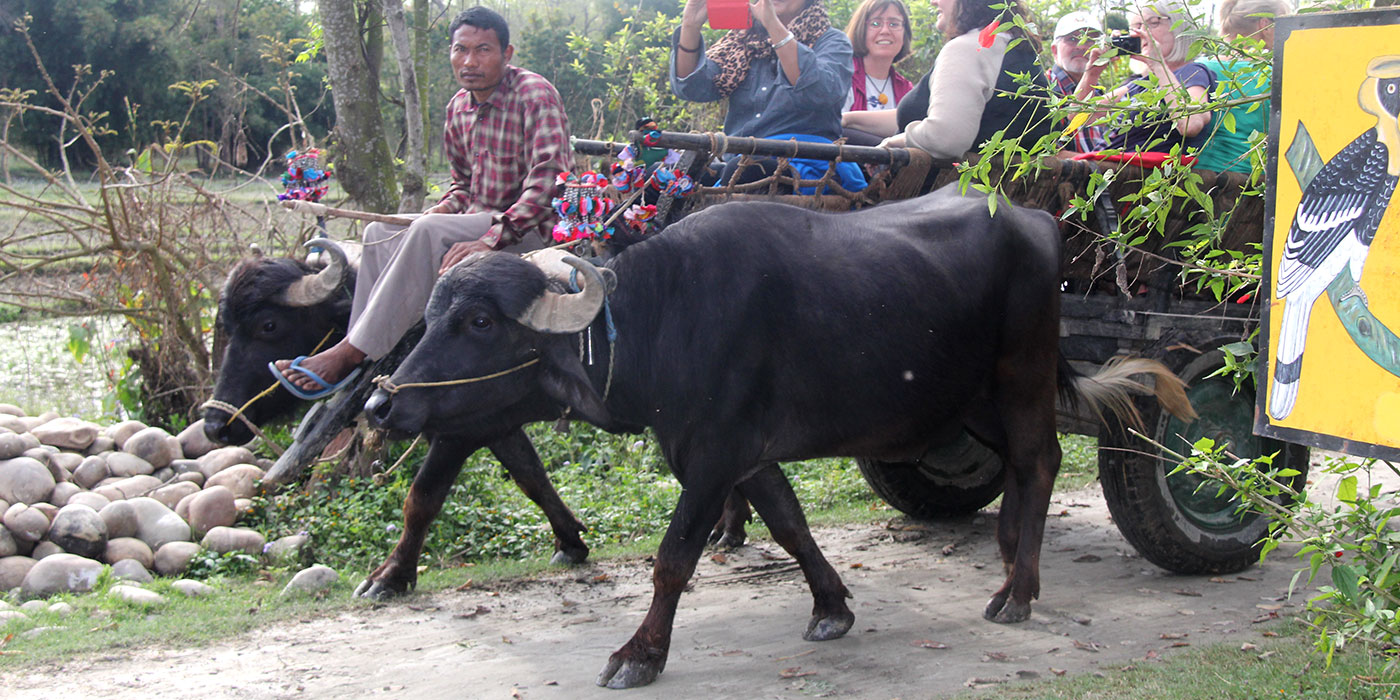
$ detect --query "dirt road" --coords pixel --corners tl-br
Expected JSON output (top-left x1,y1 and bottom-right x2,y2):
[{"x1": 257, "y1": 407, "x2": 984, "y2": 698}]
[{"x1": 1, "y1": 484, "x2": 1310, "y2": 699}]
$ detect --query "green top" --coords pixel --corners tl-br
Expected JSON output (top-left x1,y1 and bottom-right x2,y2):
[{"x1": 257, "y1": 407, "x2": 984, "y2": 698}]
[{"x1": 1195, "y1": 57, "x2": 1272, "y2": 174}]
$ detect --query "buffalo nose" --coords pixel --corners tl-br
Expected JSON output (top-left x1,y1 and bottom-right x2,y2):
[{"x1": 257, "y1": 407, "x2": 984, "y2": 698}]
[
  {"x1": 203, "y1": 413, "x2": 230, "y2": 443},
  {"x1": 365, "y1": 390, "x2": 393, "y2": 427}
]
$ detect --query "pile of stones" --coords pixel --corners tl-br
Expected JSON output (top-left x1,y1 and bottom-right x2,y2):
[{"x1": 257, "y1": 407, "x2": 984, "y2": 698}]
[{"x1": 0, "y1": 404, "x2": 328, "y2": 614}]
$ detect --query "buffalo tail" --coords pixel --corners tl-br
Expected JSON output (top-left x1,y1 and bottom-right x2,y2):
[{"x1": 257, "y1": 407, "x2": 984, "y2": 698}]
[{"x1": 1059, "y1": 356, "x2": 1198, "y2": 433}]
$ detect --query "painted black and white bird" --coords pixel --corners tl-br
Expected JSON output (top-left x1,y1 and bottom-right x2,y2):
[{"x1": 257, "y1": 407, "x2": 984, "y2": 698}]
[{"x1": 1270, "y1": 56, "x2": 1400, "y2": 421}]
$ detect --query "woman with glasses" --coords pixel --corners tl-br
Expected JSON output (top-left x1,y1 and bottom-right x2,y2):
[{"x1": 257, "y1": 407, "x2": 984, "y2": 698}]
[
  {"x1": 1074, "y1": 0, "x2": 1217, "y2": 154},
  {"x1": 671, "y1": 0, "x2": 855, "y2": 187},
  {"x1": 876, "y1": 0, "x2": 1051, "y2": 159},
  {"x1": 839, "y1": 0, "x2": 916, "y2": 145}
]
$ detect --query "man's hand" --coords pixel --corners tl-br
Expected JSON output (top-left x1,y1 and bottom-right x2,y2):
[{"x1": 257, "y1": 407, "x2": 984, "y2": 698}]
[
  {"x1": 424, "y1": 202, "x2": 454, "y2": 215},
  {"x1": 439, "y1": 239, "x2": 493, "y2": 275},
  {"x1": 681, "y1": 0, "x2": 708, "y2": 30}
]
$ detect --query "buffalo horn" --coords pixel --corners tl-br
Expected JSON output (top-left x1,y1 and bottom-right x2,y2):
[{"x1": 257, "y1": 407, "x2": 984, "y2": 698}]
[
  {"x1": 279, "y1": 237, "x2": 349, "y2": 307},
  {"x1": 515, "y1": 255, "x2": 607, "y2": 333}
]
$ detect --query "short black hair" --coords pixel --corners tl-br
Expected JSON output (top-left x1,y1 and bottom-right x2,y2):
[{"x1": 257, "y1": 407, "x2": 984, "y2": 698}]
[{"x1": 448, "y1": 6, "x2": 510, "y2": 51}]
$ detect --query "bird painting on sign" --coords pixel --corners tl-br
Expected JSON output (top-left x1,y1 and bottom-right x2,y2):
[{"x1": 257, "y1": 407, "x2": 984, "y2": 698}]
[{"x1": 1269, "y1": 55, "x2": 1400, "y2": 421}]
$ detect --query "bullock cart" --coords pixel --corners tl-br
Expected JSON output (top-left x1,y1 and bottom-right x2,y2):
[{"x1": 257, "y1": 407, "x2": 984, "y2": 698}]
[
  {"x1": 565, "y1": 130, "x2": 1308, "y2": 577},
  {"x1": 265, "y1": 130, "x2": 1305, "y2": 580}
]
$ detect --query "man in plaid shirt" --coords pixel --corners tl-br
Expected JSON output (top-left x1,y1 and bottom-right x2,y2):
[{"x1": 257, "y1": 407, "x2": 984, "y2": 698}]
[
  {"x1": 274, "y1": 6, "x2": 573, "y2": 398},
  {"x1": 1047, "y1": 11, "x2": 1107, "y2": 154}
]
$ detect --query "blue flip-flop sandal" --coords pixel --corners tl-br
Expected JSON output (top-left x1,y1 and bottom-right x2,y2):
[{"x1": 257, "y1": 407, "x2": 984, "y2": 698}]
[{"x1": 268, "y1": 356, "x2": 363, "y2": 401}]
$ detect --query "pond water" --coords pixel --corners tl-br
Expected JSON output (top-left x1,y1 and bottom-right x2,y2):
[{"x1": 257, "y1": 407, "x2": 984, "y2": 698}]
[{"x1": 0, "y1": 315, "x2": 129, "y2": 421}]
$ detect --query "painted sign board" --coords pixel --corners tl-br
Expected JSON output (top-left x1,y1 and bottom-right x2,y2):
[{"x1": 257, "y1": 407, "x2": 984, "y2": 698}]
[{"x1": 1256, "y1": 8, "x2": 1400, "y2": 461}]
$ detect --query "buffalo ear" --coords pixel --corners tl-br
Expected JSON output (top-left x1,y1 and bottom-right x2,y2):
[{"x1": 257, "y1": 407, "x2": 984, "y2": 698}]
[{"x1": 538, "y1": 338, "x2": 610, "y2": 425}]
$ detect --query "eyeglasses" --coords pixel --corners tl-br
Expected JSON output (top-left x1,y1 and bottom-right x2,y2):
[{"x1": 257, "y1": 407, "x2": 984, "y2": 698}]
[
  {"x1": 869, "y1": 19, "x2": 906, "y2": 30},
  {"x1": 1129, "y1": 15, "x2": 1169, "y2": 31}
]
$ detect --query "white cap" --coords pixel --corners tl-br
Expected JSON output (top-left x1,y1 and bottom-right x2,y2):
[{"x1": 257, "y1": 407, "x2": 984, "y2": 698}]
[{"x1": 1053, "y1": 10, "x2": 1103, "y2": 40}]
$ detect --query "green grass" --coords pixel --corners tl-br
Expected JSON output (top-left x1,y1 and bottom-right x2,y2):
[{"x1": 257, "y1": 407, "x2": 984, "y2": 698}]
[{"x1": 970, "y1": 621, "x2": 1400, "y2": 699}]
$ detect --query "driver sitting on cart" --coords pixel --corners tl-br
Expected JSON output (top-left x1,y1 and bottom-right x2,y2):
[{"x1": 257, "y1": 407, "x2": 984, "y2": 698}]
[{"x1": 273, "y1": 6, "x2": 573, "y2": 399}]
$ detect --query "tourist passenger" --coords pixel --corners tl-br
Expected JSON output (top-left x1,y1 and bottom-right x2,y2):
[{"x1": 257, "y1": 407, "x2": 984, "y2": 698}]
[
  {"x1": 1195, "y1": 0, "x2": 1291, "y2": 173},
  {"x1": 671, "y1": 0, "x2": 853, "y2": 185},
  {"x1": 1047, "y1": 10, "x2": 1108, "y2": 153},
  {"x1": 273, "y1": 7, "x2": 571, "y2": 398},
  {"x1": 1074, "y1": 0, "x2": 1216, "y2": 155},
  {"x1": 839, "y1": 0, "x2": 915, "y2": 145},
  {"x1": 879, "y1": 0, "x2": 1052, "y2": 159}
]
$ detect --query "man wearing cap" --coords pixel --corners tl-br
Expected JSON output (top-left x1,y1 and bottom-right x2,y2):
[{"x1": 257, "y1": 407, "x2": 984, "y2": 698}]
[{"x1": 1048, "y1": 10, "x2": 1107, "y2": 153}]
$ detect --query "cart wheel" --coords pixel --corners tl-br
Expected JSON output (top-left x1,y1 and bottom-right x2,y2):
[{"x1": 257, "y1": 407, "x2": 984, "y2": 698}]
[
  {"x1": 857, "y1": 431, "x2": 1005, "y2": 519},
  {"x1": 1099, "y1": 344, "x2": 1309, "y2": 574}
]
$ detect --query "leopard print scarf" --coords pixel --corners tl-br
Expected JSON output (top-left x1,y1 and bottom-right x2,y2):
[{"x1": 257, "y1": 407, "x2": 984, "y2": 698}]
[{"x1": 706, "y1": 1, "x2": 832, "y2": 98}]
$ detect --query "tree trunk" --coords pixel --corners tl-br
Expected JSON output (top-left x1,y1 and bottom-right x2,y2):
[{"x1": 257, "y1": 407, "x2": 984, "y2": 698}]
[
  {"x1": 413, "y1": 0, "x2": 433, "y2": 164},
  {"x1": 385, "y1": 0, "x2": 426, "y2": 213},
  {"x1": 317, "y1": 0, "x2": 399, "y2": 214}
]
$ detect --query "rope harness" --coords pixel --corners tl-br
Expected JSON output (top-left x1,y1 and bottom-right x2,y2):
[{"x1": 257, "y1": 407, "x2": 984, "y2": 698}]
[
  {"x1": 198, "y1": 327, "x2": 338, "y2": 456},
  {"x1": 370, "y1": 357, "x2": 542, "y2": 395}
]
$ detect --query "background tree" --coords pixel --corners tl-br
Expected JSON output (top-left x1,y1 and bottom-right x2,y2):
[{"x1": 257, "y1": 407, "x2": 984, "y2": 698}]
[{"x1": 315, "y1": 0, "x2": 398, "y2": 213}]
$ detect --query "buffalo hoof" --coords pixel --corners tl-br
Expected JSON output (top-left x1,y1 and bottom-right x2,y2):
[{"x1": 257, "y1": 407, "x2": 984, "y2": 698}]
[
  {"x1": 714, "y1": 531, "x2": 746, "y2": 549},
  {"x1": 353, "y1": 577, "x2": 408, "y2": 600},
  {"x1": 983, "y1": 595, "x2": 1031, "y2": 623},
  {"x1": 596, "y1": 652, "x2": 663, "y2": 689},
  {"x1": 550, "y1": 546, "x2": 588, "y2": 567},
  {"x1": 802, "y1": 610, "x2": 854, "y2": 641}
]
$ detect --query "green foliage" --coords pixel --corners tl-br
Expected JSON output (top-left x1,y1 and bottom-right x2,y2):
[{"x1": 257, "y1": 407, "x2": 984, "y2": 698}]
[
  {"x1": 186, "y1": 549, "x2": 264, "y2": 580},
  {"x1": 1177, "y1": 440, "x2": 1400, "y2": 670},
  {"x1": 249, "y1": 423, "x2": 877, "y2": 572}
]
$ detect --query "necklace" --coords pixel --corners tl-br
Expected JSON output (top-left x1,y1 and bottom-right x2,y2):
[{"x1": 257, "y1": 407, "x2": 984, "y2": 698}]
[{"x1": 867, "y1": 73, "x2": 892, "y2": 108}]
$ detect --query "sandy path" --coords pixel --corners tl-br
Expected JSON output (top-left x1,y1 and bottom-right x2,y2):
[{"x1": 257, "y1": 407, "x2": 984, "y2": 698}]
[{"x1": 1, "y1": 483, "x2": 1312, "y2": 699}]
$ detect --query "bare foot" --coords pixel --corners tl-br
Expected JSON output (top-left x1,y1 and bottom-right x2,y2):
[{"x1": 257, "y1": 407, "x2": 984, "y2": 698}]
[{"x1": 275, "y1": 340, "x2": 367, "y2": 393}]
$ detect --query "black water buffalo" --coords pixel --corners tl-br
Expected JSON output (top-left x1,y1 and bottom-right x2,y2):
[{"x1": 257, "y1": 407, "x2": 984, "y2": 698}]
[
  {"x1": 199, "y1": 242, "x2": 591, "y2": 573},
  {"x1": 363, "y1": 183, "x2": 1196, "y2": 688}
]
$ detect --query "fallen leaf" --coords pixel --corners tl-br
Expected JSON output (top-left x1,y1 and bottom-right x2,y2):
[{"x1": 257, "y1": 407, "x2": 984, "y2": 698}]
[
  {"x1": 1159, "y1": 632, "x2": 1188, "y2": 640},
  {"x1": 1208, "y1": 577, "x2": 1233, "y2": 584},
  {"x1": 455, "y1": 579, "x2": 475, "y2": 591},
  {"x1": 1252, "y1": 612, "x2": 1280, "y2": 624},
  {"x1": 1258, "y1": 650, "x2": 1276, "y2": 660},
  {"x1": 1262, "y1": 631, "x2": 1279, "y2": 638},
  {"x1": 982, "y1": 651, "x2": 1011, "y2": 662},
  {"x1": 912, "y1": 640, "x2": 949, "y2": 649},
  {"x1": 1016, "y1": 670, "x2": 1040, "y2": 679},
  {"x1": 1256, "y1": 603, "x2": 1283, "y2": 611},
  {"x1": 1240, "y1": 643, "x2": 1259, "y2": 652},
  {"x1": 721, "y1": 649, "x2": 747, "y2": 657},
  {"x1": 1178, "y1": 610, "x2": 1196, "y2": 616},
  {"x1": 1072, "y1": 639, "x2": 1103, "y2": 652},
  {"x1": 1144, "y1": 650, "x2": 1159, "y2": 660},
  {"x1": 779, "y1": 667, "x2": 815, "y2": 679},
  {"x1": 510, "y1": 688, "x2": 523, "y2": 699},
  {"x1": 710, "y1": 553, "x2": 728, "y2": 565},
  {"x1": 1237, "y1": 575, "x2": 1259, "y2": 581},
  {"x1": 592, "y1": 573, "x2": 611, "y2": 583},
  {"x1": 777, "y1": 649, "x2": 814, "y2": 661},
  {"x1": 1050, "y1": 667, "x2": 1066, "y2": 676},
  {"x1": 1173, "y1": 589, "x2": 1202, "y2": 597},
  {"x1": 942, "y1": 544, "x2": 957, "y2": 555},
  {"x1": 1073, "y1": 554, "x2": 1102, "y2": 563},
  {"x1": 850, "y1": 563, "x2": 864, "y2": 569},
  {"x1": 964, "y1": 677, "x2": 1006, "y2": 688},
  {"x1": 501, "y1": 636, "x2": 514, "y2": 644},
  {"x1": 1169, "y1": 642, "x2": 1191, "y2": 648},
  {"x1": 544, "y1": 681, "x2": 557, "y2": 686},
  {"x1": 454, "y1": 605, "x2": 491, "y2": 620}
]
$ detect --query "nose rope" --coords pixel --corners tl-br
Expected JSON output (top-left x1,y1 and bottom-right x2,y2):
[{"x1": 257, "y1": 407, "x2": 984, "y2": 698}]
[
  {"x1": 199, "y1": 327, "x2": 338, "y2": 453},
  {"x1": 371, "y1": 357, "x2": 541, "y2": 395}
]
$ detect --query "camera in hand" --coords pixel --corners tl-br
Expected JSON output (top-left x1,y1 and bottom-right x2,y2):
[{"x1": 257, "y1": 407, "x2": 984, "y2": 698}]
[{"x1": 1108, "y1": 34, "x2": 1141, "y2": 54}]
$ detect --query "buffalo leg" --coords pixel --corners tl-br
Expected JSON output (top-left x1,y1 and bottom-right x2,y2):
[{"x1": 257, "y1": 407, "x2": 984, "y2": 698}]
[
  {"x1": 736, "y1": 463, "x2": 853, "y2": 641},
  {"x1": 487, "y1": 427, "x2": 589, "y2": 565},
  {"x1": 708, "y1": 490, "x2": 751, "y2": 548},
  {"x1": 983, "y1": 339, "x2": 1061, "y2": 623},
  {"x1": 354, "y1": 435, "x2": 477, "y2": 600},
  {"x1": 596, "y1": 469, "x2": 734, "y2": 689}
]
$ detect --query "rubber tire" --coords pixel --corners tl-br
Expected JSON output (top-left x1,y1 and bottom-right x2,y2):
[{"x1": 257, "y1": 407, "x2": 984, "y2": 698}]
[
  {"x1": 1099, "y1": 344, "x2": 1309, "y2": 575},
  {"x1": 857, "y1": 431, "x2": 1006, "y2": 519}
]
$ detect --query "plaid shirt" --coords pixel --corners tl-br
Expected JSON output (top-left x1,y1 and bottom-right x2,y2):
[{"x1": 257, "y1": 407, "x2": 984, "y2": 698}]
[
  {"x1": 440, "y1": 65, "x2": 573, "y2": 248},
  {"x1": 1047, "y1": 65, "x2": 1106, "y2": 153}
]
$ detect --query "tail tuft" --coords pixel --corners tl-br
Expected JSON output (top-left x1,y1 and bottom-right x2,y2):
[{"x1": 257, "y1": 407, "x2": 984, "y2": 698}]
[{"x1": 1071, "y1": 356, "x2": 1197, "y2": 433}]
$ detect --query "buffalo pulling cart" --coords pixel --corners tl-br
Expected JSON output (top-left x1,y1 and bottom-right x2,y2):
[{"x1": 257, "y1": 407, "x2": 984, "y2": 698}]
[{"x1": 251, "y1": 125, "x2": 1304, "y2": 580}]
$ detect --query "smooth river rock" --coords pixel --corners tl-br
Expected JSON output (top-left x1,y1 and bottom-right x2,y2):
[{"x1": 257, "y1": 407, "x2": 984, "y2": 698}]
[
  {"x1": 127, "y1": 497, "x2": 190, "y2": 550},
  {"x1": 149, "y1": 481, "x2": 200, "y2": 511},
  {"x1": 205, "y1": 464, "x2": 264, "y2": 500},
  {"x1": 104, "y1": 536, "x2": 155, "y2": 568},
  {"x1": 123, "y1": 427, "x2": 178, "y2": 469},
  {"x1": 66, "y1": 491, "x2": 110, "y2": 512},
  {"x1": 177, "y1": 420, "x2": 220, "y2": 459},
  {"x1": 106, "y1": 452, "x2": 154, "y2": 478},
  {"x1": 47, "y1": 504, "x2": 107, "y2": 559},
  {"x1": 30, "y1": 417, "x2": 98, "y2": 451},
  {"x1": 153, "y1": 541, "x2": 201, "y2": 576},
  {"x1": 198, "y1": 446, "x2": 256, "y2": 480},
  {"x1": 0, "y1": 433, "x2": 26, "y2": 460},
  {"x1": 0, "y1": 456, "x2": 56, "y2": 505},
  {"x1": 184, "y1": 485, "x2": 236, "y2": 537},
  {"x1": 20, "y1": 553, "x2": 103, "y2": 597},
  {"x1": 48, "y1": 481, "x2": 81, "y2": 507},
  {"x1": 3, "y1": 502, "x2": 51, "y2": 543},
  {"x1": 201, "y1": 526, "x2": 265, "y2": 556},
  {"x1": 72, "y1": 455, "x2": 110, "y2": 490},
  {"x1": 281, "y1": 564, "x2": 338, "y2": 596},
  {"x1": 109, "y1": 583, "x2": 164, "y2": 605},
  {"x1": 98, "y1": 500, "x2": 139, "y2": 539},
  {"x1": 103, "y1": 420, "x2": 147, "y2": 449},
  {"x1": 0, "y1": 555, "x2": 37, "y2": 589},
  {"x1": 171, "y1": 579, "x2": 215, "y2": 597},
  {"x1": 111, "y1": 559, "x2": 154, "y2": 583}
]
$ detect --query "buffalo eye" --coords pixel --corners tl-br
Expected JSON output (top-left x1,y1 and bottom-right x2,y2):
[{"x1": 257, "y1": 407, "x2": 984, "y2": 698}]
[
  {"x1": 470, "y1": 315, "x2": 492, "y2": 330},
  {"x1": 260, "y1": 320, "x2": 277, "y2": 334}
]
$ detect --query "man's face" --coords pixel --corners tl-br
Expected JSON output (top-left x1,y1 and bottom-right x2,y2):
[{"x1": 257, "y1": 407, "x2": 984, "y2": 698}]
[
  {"x1": 1052, "y1": 29, "x2": 1099, "y2": 77},
  {"x1": 450, "y1": 24, "x2": 513, "y2": 99}
]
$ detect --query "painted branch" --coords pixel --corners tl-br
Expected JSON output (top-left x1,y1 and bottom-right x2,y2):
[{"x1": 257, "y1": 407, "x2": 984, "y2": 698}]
[{"x1": 279, "y1": 199, "x2": 415, "y2": 226}]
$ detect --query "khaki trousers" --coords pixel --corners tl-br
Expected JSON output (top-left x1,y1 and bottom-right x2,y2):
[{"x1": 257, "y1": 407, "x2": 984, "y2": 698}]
[{"x1": 347, "y1": 213, "x2": 544, "y2": 359}]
